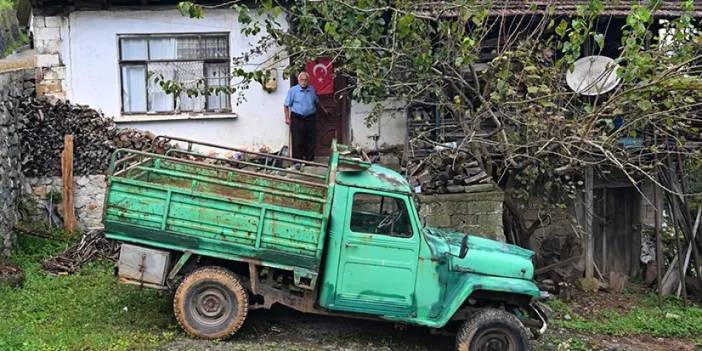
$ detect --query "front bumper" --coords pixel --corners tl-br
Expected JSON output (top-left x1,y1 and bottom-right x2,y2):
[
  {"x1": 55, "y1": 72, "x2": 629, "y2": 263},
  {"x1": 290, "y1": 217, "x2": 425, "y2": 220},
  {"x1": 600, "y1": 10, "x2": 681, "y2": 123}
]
[{"x1": 530, "y1": 302, "x2": 548, "y2": 336}]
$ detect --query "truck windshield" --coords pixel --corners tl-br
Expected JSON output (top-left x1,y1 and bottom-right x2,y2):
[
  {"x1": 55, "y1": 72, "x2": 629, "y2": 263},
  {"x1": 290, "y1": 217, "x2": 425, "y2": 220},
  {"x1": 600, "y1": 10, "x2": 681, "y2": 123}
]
[{"x1": 350, "y1": 193, "x2": 412, "y2": 238}]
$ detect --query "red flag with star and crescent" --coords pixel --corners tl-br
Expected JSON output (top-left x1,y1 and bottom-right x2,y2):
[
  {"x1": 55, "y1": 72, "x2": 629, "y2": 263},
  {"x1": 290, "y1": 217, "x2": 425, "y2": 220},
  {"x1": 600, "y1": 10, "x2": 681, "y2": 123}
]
[{"x1": 306, "y1": 58, "x2": 334, "y2": 95}]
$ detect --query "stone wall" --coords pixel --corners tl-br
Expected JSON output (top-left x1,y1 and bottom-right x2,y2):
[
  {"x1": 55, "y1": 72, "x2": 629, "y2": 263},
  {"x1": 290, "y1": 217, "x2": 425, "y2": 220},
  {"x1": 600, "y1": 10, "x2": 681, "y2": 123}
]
[
  {"x1": 418, "y1": 185, "x2": 505, "y2": 242},
  {"x1": 0, "y1": 68, "x2": 33, "y2": 257},
  {"x1": 22, "y1": 175, "x2": 107, "y2": 231}
]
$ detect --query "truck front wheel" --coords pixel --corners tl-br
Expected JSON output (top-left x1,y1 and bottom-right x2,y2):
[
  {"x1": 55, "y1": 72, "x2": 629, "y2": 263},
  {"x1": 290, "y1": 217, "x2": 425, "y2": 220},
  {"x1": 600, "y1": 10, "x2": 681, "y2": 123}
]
[
  {"x1": 173, "y1": 266, "x2": 249, "y2": 339},
  {"x1": 455, "y1": 308, "x2": 529, "y2": 351}
]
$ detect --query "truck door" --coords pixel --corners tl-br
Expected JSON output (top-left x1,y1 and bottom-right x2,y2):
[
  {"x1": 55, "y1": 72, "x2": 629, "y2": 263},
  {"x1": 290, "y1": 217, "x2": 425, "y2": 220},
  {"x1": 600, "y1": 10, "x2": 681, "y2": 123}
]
[{"x1": 333, "y1": 190, "x2": 419, "y2": 317}]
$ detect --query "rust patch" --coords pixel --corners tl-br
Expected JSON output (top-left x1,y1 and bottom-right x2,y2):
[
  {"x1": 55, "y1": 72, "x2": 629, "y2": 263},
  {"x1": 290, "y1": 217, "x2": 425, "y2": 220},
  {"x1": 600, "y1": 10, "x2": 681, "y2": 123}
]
[{"x1": 368, "y1": 169, "x2": 407, "y2": 188}]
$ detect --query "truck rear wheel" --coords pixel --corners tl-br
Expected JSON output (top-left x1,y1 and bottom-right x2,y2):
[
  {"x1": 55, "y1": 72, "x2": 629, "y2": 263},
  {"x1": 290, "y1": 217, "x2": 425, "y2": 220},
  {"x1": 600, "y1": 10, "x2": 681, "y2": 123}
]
[
  {"x1": 173, "y1": 266, "x2": 248, "y2": 339},
  {"x1": 455, "y1": 308, "x2": 529, "y2": 351}
]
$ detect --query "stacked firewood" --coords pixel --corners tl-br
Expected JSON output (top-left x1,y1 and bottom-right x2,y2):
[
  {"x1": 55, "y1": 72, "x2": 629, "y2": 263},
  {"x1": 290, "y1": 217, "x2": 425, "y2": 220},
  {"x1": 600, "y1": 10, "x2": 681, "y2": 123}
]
[
  {"x1": 17, "y1": 97, "x2": 167, "y2": 176},
  {"x1": 114, "y1": 128, "x2": 171, "y2": 153},
  {"x1": 42, "y1": 230, "x2": 120, "y2": 275},
  {"x1": 409, "y1": 149, "x2": 490, "y2": 194}
]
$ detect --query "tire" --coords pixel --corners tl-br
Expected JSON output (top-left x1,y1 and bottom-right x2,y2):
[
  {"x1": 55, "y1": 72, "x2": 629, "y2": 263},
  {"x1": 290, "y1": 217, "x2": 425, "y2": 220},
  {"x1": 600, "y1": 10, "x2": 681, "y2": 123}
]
[
  {"x1": 173, "y1": 266, "x2": 249, "y2": 340},
  {"x1": 455, "y1": 308, "x2": 530, "y2": 351}
]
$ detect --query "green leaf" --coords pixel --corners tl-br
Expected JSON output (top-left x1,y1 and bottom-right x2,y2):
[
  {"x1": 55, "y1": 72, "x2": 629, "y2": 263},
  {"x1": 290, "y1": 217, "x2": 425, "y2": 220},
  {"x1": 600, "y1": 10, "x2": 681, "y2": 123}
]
[
  {"x1": 177, "y1": 1, "x2": 203, "y2": 19},
  {"x1": 177, "y1": 2, "x2": 191, "y2": 17},
  {"x1": 555, "y1": 20, "x2": 569, "y2": 37},
  {"x1": 324, "y1": 22, "x2": 338, "y2": 36},
  {"x1": 637, "y1": 100, "x2": 652, "y2": 111},
  {"x1": 527, "y1": 86, "x2": 539, "y2": 94},
  {"x1": 594, "y1": 33, "x2": 604, "y2": 50}
]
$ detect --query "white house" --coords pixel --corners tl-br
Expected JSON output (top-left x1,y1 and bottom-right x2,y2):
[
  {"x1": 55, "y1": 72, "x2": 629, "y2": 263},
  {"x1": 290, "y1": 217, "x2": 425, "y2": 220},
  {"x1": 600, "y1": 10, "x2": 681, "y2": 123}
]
[{"x1": 29, "y1": 1, "x2": 406, "y2": 153}]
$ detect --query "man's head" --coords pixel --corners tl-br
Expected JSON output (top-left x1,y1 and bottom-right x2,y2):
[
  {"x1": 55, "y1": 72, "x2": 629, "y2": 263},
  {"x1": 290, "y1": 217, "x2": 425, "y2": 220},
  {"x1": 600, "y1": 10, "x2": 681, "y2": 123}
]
[{"x1": 298, "y1": 72, "x2": 310, "y2": 88}]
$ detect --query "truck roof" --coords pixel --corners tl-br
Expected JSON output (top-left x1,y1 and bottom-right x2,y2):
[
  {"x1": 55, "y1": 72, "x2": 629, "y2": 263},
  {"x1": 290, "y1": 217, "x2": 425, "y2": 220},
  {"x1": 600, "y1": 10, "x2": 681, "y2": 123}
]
[{"x1": 335, "y1": 163, "x2": 411, "y2": 194}]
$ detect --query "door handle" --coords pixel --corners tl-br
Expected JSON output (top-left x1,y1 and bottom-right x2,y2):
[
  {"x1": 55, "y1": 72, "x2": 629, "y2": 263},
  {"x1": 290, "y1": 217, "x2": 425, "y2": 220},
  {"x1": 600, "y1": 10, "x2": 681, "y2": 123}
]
[{"x1": 344, "y1": 242, "x2": 354, "y2": 248}]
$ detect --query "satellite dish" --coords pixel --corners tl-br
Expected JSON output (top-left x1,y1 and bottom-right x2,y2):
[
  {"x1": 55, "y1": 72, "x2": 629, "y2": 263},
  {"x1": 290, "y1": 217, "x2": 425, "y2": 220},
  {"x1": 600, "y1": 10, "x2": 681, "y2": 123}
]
[{"x1": 566, "y1": 55, "x2": 621, "y2": 96}]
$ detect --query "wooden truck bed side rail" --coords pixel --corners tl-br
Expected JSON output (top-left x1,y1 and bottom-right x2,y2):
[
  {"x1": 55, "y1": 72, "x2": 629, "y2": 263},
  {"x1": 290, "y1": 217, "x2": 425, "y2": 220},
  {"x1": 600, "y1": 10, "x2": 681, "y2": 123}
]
[{"x1": 104, "y1": 139, "x2": 341, "y2": 289}]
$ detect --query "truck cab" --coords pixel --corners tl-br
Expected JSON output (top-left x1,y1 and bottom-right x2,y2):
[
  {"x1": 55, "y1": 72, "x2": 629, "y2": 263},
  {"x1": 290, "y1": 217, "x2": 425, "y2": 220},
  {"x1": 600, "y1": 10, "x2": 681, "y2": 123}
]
[{"x1": 105, "y1": 137, "x2": 546, "y2": 351}]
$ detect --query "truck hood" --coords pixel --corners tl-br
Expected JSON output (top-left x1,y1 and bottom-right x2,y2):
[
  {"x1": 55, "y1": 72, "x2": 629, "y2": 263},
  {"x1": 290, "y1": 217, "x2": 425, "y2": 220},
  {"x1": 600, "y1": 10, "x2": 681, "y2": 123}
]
[{"x1": 423, "y1": 227, "x2": 535, "y2": 280}]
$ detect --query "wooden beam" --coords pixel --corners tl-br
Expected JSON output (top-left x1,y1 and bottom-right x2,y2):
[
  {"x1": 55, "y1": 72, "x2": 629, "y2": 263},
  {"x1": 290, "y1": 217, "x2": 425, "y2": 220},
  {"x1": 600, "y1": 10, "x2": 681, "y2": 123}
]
[
  {"x1": 654, "y1": 180, "x2": 663, "y2": 306},
  {"x1": 61, "y1": 134, "x2": 76, "y2": 233},
  {"x1": 535, "y1": 255, "x2": 582, "y2": 275},
  {"x1": 584, "y1": 167, "x2": 594, "y2": 279},
  {"x1": 601, "y1": 188, "x2": 607, "y2": 275}
]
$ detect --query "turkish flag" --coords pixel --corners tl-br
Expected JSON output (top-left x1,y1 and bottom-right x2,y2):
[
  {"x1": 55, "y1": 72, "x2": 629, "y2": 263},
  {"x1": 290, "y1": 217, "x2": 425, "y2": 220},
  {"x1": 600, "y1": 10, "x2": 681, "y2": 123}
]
[{"x1": 306, "y1": 58, "x2": 334, "y2": 95}]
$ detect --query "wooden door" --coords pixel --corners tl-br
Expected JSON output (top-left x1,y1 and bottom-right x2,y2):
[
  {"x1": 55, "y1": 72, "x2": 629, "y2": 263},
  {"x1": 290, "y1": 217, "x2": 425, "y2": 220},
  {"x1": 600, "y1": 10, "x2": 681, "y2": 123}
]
[
  {"x1": 593, "y1": 187, "x2": 642, "y2": 277},
  {"x1": 314, "y1": 76, "x2": 348, "y2": 156}
]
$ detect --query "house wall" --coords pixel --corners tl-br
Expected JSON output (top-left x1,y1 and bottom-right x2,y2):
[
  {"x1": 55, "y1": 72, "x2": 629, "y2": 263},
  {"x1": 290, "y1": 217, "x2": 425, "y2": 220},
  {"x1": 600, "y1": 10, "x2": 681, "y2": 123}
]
[
  {"x1": 349, "y1": 99, "x2": 406, "y2": 150},
  {"x1": 34, "y1": 9, "x2": 291, "y2": 150}
]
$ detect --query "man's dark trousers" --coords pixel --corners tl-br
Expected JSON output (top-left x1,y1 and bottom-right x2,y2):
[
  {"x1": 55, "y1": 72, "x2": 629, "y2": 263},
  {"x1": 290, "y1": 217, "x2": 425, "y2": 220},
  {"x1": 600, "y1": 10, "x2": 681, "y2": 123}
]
[{"x1": 291, "y1": 112, "x2": 316, "y2": 161}]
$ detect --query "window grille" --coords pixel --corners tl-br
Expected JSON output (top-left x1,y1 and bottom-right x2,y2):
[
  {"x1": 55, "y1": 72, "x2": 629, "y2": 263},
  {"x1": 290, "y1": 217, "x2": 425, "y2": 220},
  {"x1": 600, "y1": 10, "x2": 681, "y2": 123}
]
[{"x1": 119, "y1": 33, "x2": 231, "y2": 114}]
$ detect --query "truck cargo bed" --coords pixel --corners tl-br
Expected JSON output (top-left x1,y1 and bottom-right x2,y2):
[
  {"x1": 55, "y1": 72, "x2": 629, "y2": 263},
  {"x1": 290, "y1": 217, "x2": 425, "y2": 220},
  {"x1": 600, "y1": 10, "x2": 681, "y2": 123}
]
[{"x1": 104, "y1": 137, "x2": 334, "y2": 281}]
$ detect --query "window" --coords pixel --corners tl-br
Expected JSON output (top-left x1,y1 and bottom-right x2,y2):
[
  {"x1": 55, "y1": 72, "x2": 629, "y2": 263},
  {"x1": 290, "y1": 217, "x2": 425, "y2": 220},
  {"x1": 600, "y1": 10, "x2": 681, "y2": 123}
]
[
  {"x1": 119, "y1": 33, "x2": 231, "y2": 114},
  {"x1": 350, "y1": 193, "x2": 412, "y2": 238}
]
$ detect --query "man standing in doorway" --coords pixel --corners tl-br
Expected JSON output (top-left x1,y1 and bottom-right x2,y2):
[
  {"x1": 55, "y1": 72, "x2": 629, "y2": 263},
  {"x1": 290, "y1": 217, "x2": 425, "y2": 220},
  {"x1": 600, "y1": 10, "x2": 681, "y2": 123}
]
[{"x1": 284, "y1": 71, "x2": 319, "y2": 161}]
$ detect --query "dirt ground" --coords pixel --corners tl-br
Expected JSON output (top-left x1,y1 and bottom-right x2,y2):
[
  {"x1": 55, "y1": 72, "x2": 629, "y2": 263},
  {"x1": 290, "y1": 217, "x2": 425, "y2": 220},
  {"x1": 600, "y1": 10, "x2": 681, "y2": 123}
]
[
  {"x1": 160, "y1": 306, "x2": 454, "y2": 351},
  {"x1": 157, "y1": 303, "x2": 699, "y2": 351}
]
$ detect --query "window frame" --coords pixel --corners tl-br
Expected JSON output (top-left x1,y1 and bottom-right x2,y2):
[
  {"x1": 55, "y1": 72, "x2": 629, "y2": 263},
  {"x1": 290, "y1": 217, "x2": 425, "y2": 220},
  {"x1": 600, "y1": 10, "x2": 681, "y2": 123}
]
[
  {"x1": 117, "y1": 32, "x2": 231, "y2": 115},
  {"x1": 348, "y1": 191, "x2": 414, "y2": 239}
]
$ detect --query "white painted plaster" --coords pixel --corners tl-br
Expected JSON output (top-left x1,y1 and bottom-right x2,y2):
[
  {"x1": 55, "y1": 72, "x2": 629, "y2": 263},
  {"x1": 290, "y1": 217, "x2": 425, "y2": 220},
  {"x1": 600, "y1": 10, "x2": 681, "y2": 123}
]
[
  {"x1": 349, "y1": 99, "x2": 406, "y2": 150},
  {"x1": 65, "y1": 9, "x2": 291, "y2": 150}
]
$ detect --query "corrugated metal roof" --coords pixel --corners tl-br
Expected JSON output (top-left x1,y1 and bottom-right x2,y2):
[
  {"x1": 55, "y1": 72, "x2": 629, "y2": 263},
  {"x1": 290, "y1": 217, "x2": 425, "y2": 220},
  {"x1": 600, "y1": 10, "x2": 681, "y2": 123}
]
[
  {"x1": 32, "y1": 0, "x2": 702, "y2": 17},
  {"x1": 488, "y1": 1, "x2": 702, "y2": 17}
]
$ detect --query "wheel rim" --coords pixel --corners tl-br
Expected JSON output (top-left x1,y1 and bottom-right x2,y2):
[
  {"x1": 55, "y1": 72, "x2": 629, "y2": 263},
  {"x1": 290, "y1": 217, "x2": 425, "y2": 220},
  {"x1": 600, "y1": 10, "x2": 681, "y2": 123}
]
[
  {"x1": 189, "y1": 283, "x2": 236, "y2": 327},
  {"x1": 475, "y1": 327, "x2": 516, "y2": 351}
]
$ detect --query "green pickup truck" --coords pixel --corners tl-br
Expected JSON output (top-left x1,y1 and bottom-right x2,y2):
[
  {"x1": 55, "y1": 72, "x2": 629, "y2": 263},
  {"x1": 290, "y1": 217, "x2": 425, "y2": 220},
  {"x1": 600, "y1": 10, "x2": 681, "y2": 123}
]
[{"x1": 104, "y1": 136, "x2": 547, "y2": 351}]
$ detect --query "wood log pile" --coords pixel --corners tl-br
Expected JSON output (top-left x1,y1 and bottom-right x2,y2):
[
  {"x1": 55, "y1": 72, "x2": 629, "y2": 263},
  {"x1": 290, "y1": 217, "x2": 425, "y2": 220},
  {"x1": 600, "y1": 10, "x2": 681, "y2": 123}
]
[
  {"x1": 18, "y1": 97, "x2": 169, "y2": 176},
  {"x1": 41, "y1": 230, "x2": 119, "y2": 275},
  {"x1": 409, "y1": 149, "x2": 490, "y2": 194}
]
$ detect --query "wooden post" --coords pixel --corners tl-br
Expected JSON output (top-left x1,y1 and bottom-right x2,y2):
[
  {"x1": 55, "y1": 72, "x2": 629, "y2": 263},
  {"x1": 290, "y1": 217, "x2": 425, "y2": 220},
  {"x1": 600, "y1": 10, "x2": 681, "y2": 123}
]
[
  {"x1": 61, "y1": 134, "x2": 76, "y2": 233},
  {"x1": 654, "y1": 181, "x2": 663, "y2": 306},
  {"x1": 584, "y1": 167, "x2": 594, "y2": 280},
  {"x1": 601, "y1": 188, "x2": 607, "y2": 275}
]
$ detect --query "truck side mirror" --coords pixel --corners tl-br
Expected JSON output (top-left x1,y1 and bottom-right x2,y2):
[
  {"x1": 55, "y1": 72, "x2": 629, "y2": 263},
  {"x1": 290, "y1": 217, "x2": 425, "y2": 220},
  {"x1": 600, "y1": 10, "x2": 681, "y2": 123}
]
[{"x1": 459, "y1": 235, "x2": 469, "y2": 259}]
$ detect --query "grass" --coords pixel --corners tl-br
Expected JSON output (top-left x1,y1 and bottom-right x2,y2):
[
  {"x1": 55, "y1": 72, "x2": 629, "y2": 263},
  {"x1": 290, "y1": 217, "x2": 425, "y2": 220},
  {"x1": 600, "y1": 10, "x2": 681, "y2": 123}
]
[
  {"x1": 1, "y1": 31, "x2": 29, "y2": 57},
  {"x1": 547, "y1": 294, "x2": 702, "y2": 340},
  {"x1": 0, "y1": 234, "x2": 179, "y2": 351},
  {"x1": 0, "y1": 0, "x2": 14, "y2": 10},
  {"x1": 3, "y1": 233, "x2": 701, "y2": 350}
]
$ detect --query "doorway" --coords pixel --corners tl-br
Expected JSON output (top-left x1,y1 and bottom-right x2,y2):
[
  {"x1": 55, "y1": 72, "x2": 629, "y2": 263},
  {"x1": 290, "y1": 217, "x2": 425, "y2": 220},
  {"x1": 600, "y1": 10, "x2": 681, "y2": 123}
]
[
  {"x1": 314, "y1": 75, "x2": 349, "y2": 156},
  {"x1": 593, "y1": 186, "x2": 642, "y2": 277},
  {"x1": 290, "y1": 72, "x2": 349, "y2": 157}
]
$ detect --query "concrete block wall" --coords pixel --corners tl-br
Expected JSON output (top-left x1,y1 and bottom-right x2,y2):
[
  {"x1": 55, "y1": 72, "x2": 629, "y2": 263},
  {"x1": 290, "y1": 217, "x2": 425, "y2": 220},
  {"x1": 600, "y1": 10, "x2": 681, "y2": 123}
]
[
  {"x1": 418, "y1": 187, "x2": 505, "y2": 242},
  {"x1": 32, "y1": 15, "x2": 67, "y2": 99}
]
